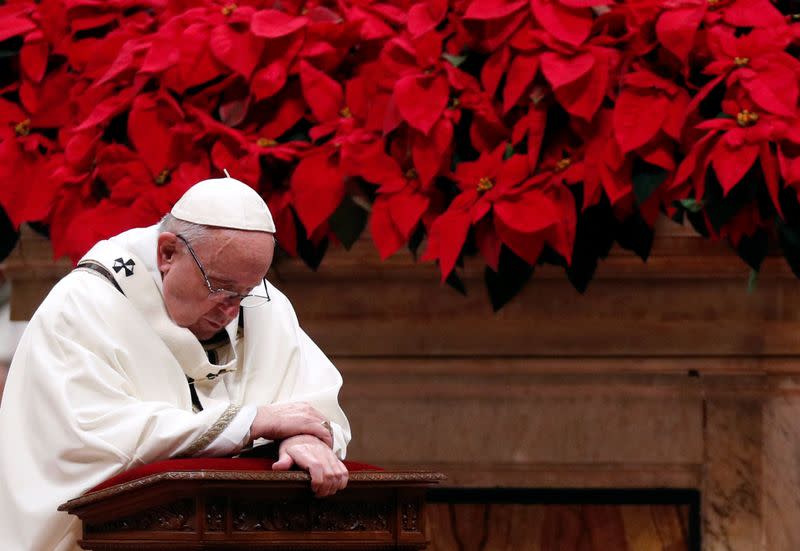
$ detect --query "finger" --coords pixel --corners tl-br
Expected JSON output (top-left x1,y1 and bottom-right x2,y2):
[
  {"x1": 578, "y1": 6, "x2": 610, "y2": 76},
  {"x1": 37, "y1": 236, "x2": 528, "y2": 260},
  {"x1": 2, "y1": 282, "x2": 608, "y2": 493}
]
[
  {"x1": 336, "y1": 462, "x2": 349, "y2": 491},
  {"x1": 328, "y1": 461, "x2": 348, "y2": 494},
  {"x1": 317, "y1": 455, "x2": 339, "y2": 497},
  {"x1": 320, "y1": 455, "x2": 345, "y2": 497},
  {"x1": 272, "y1": 449, "x2": 294, "y2": 471},
  {"x1": 308, "y1": 463, "x2": 327, "y2": 496}
]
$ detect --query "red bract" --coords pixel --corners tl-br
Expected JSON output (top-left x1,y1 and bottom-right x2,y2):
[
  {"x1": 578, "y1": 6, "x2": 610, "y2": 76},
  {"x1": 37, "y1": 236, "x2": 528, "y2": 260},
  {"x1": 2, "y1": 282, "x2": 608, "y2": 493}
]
[
  {"x1": 699, "y1": 26, "x2": 800, "y2": 118},
  {"x1": 538, "y1": 31, "x2": 620, "y2": 121},
  {"x1": 341, "y1": 0, "x2": 408, "y2": 40},
  {"x1": 0, "y1": 67, "x2": 76, "y2": 227},
  {"x1": 583, "y1": 109, "x2": 632, "y2": 209},
  {"x1": 655, "y1": 0, "x2": 785, "y2": 65},
  {"x1": 780, "y1": 123, "x2": 800, "y2": 193},
  {"x1": 529, "y1": 0, "x2": 598, "y2": 47},
  {"x1": 381, "y1": 31, "x2": 472, "y2": 135},
  {"x1": 1, "y1": 0, "x2": 799, "y2": 302},
  {"x1": 128, "y1": 91, "x2": 197, "y2": 182},
  {"x1": 674, "y1": 94, "x2": 791, "y2": 215},
  {"x1": 358, "y1": 144, "x2": 434, "y2": 259},
  {"x1": 0, "y1": 2, "x2": 38, "y2": 44},
  {"x1": 291, "y1": 128, "x2": 383, "y2": 239},
  {"x1": 423, "y1": 145, "x2": 562, "y2": 278},
  {"x1": 613, "y1": 67, "x2": 690, "y2": 153}
]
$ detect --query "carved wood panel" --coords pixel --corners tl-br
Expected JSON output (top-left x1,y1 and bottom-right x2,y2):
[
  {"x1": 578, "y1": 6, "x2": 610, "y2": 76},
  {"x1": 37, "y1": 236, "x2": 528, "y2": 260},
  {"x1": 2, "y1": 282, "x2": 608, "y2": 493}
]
[{"x1": 87, "y1": 499, "x2": 196, "y2": 533}]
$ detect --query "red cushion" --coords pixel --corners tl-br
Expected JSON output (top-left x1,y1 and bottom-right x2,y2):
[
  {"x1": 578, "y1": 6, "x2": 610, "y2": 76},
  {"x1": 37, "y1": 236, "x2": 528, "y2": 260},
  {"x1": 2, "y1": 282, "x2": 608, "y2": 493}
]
[{"x1": 90, "y1": 458, "x2": 382, "y2": 493}]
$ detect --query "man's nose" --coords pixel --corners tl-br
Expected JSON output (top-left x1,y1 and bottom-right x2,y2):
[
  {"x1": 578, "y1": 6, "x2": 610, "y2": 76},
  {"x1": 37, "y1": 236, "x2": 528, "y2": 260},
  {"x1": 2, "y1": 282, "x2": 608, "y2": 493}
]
[{"x1": 216, "y1": 299, "x2": 240, "y2": 318}]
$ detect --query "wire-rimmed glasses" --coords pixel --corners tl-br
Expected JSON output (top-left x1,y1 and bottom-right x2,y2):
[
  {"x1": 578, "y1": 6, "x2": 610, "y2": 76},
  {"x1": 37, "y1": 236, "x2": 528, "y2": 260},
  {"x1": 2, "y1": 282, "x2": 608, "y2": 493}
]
[{"x1": 175, "y1": 234, "x2": 271, "y2": 307}]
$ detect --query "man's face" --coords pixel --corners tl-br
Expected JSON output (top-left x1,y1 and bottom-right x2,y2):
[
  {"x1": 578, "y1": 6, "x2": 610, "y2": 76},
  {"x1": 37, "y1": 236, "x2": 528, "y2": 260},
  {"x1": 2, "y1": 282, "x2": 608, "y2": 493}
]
[{"x1": 156, "y1": 228, "x2": 274, "y2": 340}]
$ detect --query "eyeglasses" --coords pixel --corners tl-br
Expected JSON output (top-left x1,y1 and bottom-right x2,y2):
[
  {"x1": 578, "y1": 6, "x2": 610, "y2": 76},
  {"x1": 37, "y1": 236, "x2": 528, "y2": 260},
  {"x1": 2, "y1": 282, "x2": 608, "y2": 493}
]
[{"x1": 175, "y1": 234, "x2": 271, "y2": 308}]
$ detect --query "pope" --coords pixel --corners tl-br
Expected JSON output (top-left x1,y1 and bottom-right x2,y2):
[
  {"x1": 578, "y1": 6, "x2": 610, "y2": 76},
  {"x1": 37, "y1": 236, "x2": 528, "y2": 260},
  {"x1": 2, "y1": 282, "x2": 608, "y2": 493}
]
[{"x1": 0, "y1": 176, "x2": 351, "y2": 551}]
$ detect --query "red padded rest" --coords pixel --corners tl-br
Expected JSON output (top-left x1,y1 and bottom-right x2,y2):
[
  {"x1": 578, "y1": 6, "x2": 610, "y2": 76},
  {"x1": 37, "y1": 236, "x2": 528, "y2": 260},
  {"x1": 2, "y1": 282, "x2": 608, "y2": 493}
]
[{"x1": 90, "y1": 458, "x2": 383, "y2": 493}]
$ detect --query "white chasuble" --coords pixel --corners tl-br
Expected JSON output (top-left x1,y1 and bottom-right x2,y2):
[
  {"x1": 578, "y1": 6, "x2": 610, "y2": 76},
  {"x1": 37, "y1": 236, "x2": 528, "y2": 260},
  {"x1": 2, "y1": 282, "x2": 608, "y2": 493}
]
[{"x1": 0, "y1": 225, "x2": 350, "y2": 551}]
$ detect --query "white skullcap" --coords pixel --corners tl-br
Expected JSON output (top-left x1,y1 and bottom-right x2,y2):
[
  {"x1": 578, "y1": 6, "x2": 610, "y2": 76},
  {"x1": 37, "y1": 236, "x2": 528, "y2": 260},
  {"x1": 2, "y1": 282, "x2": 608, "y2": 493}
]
[{"x1": 171, "y1": 175, "x2": 276, "y2": 233}]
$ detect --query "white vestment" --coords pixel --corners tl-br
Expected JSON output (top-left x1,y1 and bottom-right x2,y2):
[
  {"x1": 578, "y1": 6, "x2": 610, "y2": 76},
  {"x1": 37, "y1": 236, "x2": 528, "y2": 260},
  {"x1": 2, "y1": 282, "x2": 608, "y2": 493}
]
[{"x1": 0, "y1": 225, "x2": 350, "y2": 551}]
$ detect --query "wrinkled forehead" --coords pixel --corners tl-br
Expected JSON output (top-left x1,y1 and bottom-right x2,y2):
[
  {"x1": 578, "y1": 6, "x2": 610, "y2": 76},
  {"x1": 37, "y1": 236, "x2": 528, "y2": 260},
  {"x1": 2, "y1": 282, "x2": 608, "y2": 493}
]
[{"x1": 192, "y1": 228, "x2": 275, "y2": 280}]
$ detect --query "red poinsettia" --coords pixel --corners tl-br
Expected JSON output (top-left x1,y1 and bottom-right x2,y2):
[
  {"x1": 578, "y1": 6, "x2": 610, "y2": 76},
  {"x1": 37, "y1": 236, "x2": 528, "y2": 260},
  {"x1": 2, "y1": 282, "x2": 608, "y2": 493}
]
[
  {"x1": 1, "y1": 0, "x2": 799, "y2": 303},
  {"x1": 423, "y1": 145, "x2": 563, "y2": 278},
  {"x1": 290, "y1": 61, "x2": 381, "y2": 238},
  {"x1": 655, "y1": 0, "x2": 785, "y2": 65},
  {"x1": 693, "y1": 25, "x2": 800, "y2": 119},
  {"x1": 380, "y1": 31, "x2": 473, "y2": 135},
  {"x1": 0, "y1": 66, "x2": 76, "y2": 227},
  {"x1": 613, "y1": 67, "x2": 690, "y2": 153},
  {"x1": 347, "y1": 138, "x2": 442, "y2": 259},
  {"x1": 673, "y1": 91, "x2": 794, "y2": 215}
]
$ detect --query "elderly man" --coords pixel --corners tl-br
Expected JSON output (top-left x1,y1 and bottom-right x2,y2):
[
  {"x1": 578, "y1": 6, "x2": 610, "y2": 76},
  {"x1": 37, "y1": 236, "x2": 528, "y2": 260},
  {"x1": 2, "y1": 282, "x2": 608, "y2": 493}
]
[{"x1": 0, "y1": 176, "x2": 350, "y2": 551}]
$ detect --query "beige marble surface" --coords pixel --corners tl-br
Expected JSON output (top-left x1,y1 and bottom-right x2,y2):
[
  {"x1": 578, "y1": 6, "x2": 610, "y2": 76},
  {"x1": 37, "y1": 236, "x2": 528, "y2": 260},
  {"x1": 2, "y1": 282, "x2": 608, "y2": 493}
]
[
  {"x1": 703, "y1": 384, "x2": 762, "y2": 551},
  {"x1": 762, "y1": 377, "x2": 800, "y2": 551}
]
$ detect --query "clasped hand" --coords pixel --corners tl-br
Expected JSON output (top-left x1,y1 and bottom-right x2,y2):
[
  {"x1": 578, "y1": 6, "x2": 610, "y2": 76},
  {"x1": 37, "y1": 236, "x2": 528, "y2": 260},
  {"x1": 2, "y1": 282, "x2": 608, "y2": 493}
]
[{"x1": 250, "y1": 402, "x2": 348, "y2": 497}]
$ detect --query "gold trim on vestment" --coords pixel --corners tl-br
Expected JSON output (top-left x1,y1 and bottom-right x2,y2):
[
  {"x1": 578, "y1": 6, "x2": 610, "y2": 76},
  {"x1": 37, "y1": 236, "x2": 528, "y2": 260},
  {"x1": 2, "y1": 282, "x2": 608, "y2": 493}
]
[{"x1": 181, "y1": 404, "x2": 241, "y2": 457}]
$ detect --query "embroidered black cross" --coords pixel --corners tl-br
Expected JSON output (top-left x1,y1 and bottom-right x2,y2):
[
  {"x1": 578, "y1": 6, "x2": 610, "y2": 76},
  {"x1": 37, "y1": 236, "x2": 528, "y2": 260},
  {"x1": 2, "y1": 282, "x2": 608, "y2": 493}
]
[{"x1": 112, "y1": 257, "x2": 135, "y2": 277}]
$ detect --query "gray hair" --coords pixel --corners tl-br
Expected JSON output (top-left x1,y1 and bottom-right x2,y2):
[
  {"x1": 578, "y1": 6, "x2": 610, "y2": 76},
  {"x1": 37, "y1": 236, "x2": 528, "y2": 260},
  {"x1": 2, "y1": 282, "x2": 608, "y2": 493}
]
[
  {"x1": 158, "y1": 214, "x2": 212, "y2": 243},
  {"x1": 158, "y1": 213, "x2": 277, "y2": 246}
]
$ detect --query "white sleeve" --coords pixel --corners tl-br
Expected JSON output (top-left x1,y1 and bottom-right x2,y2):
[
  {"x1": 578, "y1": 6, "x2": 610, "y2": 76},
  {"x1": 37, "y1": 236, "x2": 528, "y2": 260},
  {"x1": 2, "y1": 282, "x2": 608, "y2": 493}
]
[{"x1": 201, "y1": 405, "x2": 258, "y2": 456}]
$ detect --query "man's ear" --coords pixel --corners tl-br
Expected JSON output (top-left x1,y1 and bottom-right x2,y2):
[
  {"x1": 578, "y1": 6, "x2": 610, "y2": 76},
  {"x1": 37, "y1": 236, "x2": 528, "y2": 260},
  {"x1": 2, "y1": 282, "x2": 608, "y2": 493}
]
[{"x1": 156, "y1": 232, "x2": 179, "y2": 273}]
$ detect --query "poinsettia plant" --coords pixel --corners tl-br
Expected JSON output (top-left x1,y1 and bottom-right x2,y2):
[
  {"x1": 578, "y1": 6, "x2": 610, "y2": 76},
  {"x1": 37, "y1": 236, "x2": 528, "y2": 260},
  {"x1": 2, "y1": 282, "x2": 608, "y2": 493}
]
[{"x1": 0, "y1": 0, "x2": 799, "y2": 308}]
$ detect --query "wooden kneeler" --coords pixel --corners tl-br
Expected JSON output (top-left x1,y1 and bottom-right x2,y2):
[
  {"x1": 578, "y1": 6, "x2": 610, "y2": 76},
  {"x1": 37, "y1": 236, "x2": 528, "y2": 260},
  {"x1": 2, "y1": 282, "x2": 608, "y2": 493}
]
[{"x1": 59, "y1": 458, "x2": 445, "y2": 550}]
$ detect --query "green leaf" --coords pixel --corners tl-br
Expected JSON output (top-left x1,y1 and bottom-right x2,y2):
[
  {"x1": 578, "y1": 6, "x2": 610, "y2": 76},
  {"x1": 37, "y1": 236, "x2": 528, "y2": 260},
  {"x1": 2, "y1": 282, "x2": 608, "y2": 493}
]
[
  {"x1": 778, "y1": 220, "x2": 800, "y2": 279},
  {"x1": 328, "y1": 195, "x2": 368, "y2": 250},
  {"x1": 567, "y1": 197, "x2": 617, "y2": 293},
  {"x1": 0, "y1": 206, "x2": 19, "y2": 263},
  {"x1": 704, "y1": 167, "x2": 756, "y2": 232},
  {"x1": 485, "y1": 247, "x2": 534, "y2": 311},
  {"x1": 295, "y1": 218, "x2": 329, "y2": 271},
  {"x1": 442, "y1": 53, "x2": 467, "y2": 67},
  {"x1": 685, "y1": 210, "x2": 709, "y2": 237},
  {"x1": 445, "y1": 270, "x2": 467, "y2": 296},
  {"x1": 616, "y1": 212, "x2": 654, "y2": 261},
  {"x1": 632, "y1": 162, "x2": 668, "y2": 205},
  {"x1": 736, "y1": 229, "x2": 768, "y2": 271},
  {"x1": 408, "y1": 225, "x2": 425, "y2": 259},
  {"x1": 747, "y1": 269, "x2": 758, "y2": 294},
  {"x1": 679, "y1": 198, "x2": 705, "y2": 213},
  {"x1": 503, "y1": 143, "x2": 515, "y2": 160}
]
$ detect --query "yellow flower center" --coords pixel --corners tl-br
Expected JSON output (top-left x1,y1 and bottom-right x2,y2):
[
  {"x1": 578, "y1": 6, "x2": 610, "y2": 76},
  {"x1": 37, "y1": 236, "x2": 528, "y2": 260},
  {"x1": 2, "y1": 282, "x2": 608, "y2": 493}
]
[
  {"x1": 301, "y1": 8, "x2": 309, "y2": 14},
  {"x1": 221, "y1": 3, "x2": 237, "y2": 15},
  {"x1": 257, "y1": 137, "x2": 277, "y2": 147},
  {"x1": 450, "y1": 98, "x2": 460, "y2": 109},
  {"x1": 733, "y1": 57, "x2": 749, "y2": 67},
  {"x1": 736, "y1": 109, "x2": 759, "y2": 127},
  {"x1": 555, "y1": 157, "x2": 572, "y2": 172},
  {"x1": 477, "y1": 177, "x2": 494, "y2": 193},
  {"x1": 707, "y1": 0, "x2": 721, "y2": 5},
  {"x1": 405, "y1": 168, "x2": 418, "y2": 180},
  {"x1": 14, "y1": 119, "x2": 31, "y2": 136},
  {"x1": 155, "y1": 169, "x2": 170, "y2": 185},
  {"x1": 339, "y1": 106, "x2": 352, "y2": 118}
]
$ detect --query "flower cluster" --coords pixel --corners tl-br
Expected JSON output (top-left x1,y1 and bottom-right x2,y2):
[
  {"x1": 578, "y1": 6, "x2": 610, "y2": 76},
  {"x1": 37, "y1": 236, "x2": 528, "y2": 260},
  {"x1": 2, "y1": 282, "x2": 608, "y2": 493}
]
[{"x1": 1, "y1": 0, "x2": 798, "y2": 307}]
